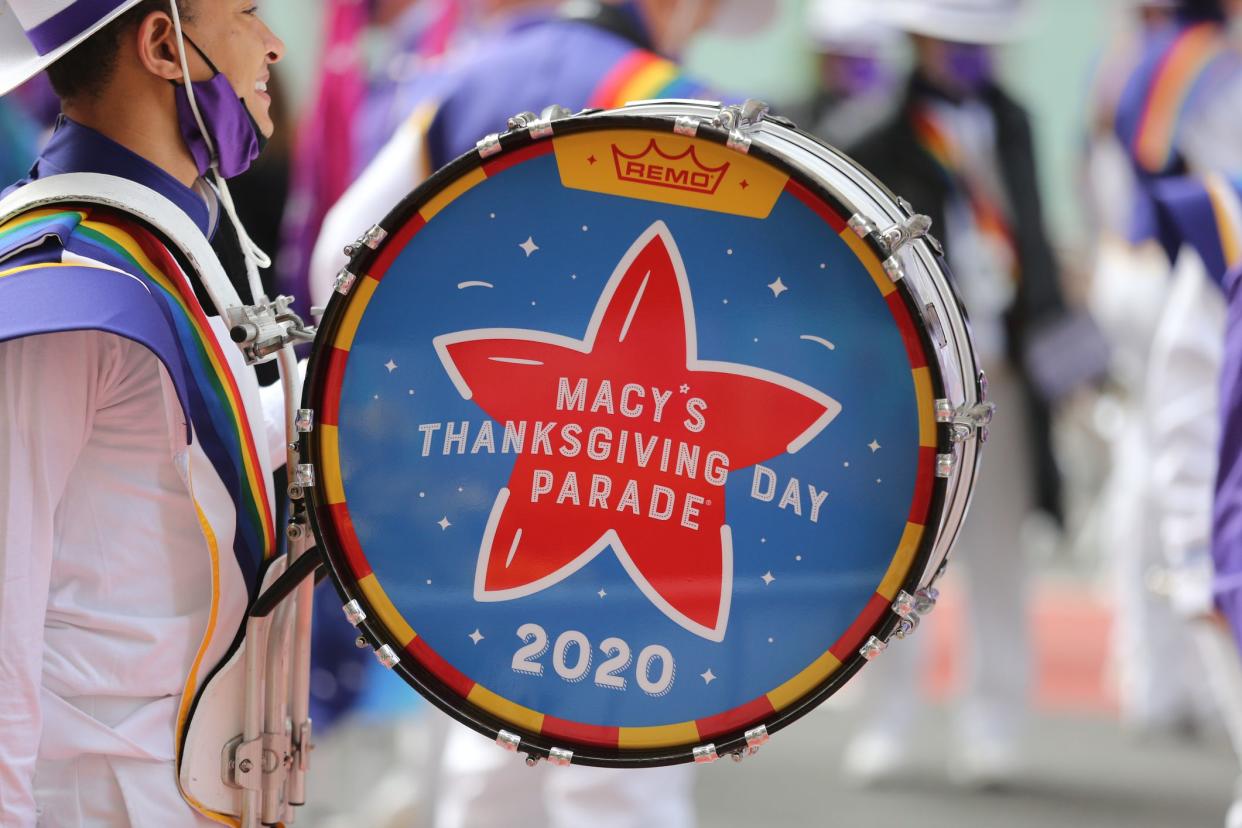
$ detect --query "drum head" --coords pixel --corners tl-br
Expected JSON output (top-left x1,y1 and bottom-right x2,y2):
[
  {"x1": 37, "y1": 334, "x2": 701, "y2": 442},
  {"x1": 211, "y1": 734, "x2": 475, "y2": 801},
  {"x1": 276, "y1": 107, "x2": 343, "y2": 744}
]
[{"x1": 304, "y1": 112, "x2": 947, "y2": 766}]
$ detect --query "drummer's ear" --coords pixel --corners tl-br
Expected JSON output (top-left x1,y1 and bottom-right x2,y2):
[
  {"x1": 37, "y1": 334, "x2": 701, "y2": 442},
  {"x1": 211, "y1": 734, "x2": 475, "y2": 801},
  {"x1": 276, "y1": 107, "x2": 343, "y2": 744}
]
[{"x1": 134, "y1": 10, "x2": 189, "y2": 83}]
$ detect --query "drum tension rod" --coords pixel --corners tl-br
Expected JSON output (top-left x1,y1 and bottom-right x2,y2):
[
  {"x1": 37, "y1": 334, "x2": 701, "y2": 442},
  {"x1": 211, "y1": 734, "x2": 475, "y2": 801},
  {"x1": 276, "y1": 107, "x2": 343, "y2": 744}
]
[{"x1": 935, "y1": 398, "x2": 997, "y2": 443}]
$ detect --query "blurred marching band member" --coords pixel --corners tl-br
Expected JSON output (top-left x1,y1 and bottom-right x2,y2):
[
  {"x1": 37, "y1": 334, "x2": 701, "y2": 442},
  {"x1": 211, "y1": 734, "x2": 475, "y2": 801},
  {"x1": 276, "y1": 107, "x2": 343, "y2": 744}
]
[
  {"x1": 839, "y1": 0, "x2": 1067, "y2": 788},
  {"x1": 309, "y1": 0, "x2": 772, "y2": 309},
  {"x1": 1090, "y1": 0, "x2": 1242, "y2": 736},
  {"x1": 305, "y1": 2, "x2": 774, "y2": 826},
  {"x1": 793, "y1": 0, "x2": 899, "y2": 150},
  {"x1": 0, "y1": 0, "x2": 290, "y2": 823}
]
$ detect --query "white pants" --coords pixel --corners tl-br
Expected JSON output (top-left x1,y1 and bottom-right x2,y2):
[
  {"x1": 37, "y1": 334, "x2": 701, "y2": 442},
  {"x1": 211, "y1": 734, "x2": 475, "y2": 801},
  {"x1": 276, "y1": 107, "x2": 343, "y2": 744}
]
[
  {"x1": 435, "y1": 723, "x2": 696, "y2": 828},
  {"x1": 847, "y1": 363, "x2": 1032, "y2": 747}
]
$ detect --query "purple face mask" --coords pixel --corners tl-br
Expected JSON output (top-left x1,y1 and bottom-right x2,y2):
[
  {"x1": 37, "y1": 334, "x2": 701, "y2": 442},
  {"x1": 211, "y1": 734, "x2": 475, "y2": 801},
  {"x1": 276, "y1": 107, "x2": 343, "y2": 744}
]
[
  {"x1": 174, "y1": 36, "x2": 265, "y2": 179},
  {"x1": 944, "y1": 43, "x2": 993, "y2": 94},
  {"x1": 836, "y1": 54, "x2": 889, "y2": 96}
]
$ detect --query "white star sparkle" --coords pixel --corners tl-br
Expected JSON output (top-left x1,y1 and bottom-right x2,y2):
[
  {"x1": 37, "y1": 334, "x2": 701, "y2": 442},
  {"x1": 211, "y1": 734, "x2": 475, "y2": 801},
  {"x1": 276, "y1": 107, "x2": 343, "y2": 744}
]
[
  {"x1": 437, "y1": 516, "x2": 452, "y2": 531},
  {"x1": 384, "y1": 359, "x2": 397, "y2": 373},
  {"x1": 767, "y1": 277, "x2": 788, "y2": 298},
  {"x1": 868, "y1": 439, "x2": 881, "y2": 452},
  {"x1": 761, "y1": 571, "x2": 775, "y2": 586},
  {"x1": 469, "y1": 629, "x2": 484, "y2": 645},
  {"x1": 519, "y1": 236, "x2": 539, "y2": 257},
  {"x1": 701, "y1": 668, "x2": 716, "y2": 685},
  {"x1": 598, "y1": 588, "x2": 607, "y2": 599}
]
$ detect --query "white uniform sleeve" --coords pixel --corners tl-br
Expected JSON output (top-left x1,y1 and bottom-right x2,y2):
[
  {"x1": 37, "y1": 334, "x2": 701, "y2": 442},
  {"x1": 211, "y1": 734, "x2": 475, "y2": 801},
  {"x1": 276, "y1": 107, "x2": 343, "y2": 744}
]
[
  {"x1": 0, "y1": 331, "x2": 114, "y2": 826},
  {"x1": 1145, "y1": 252, "x2": 1227, "y2": 613},
  {"x1": 308, "y1": 107, "x2": 435, "y2": 312}
]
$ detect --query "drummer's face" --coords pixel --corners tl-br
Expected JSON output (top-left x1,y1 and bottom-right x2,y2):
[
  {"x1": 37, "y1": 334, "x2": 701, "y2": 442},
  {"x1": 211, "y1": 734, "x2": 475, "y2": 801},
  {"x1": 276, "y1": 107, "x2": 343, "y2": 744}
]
[{"x1": 183, "y1": 0, "x2": 285, "y2": 137}]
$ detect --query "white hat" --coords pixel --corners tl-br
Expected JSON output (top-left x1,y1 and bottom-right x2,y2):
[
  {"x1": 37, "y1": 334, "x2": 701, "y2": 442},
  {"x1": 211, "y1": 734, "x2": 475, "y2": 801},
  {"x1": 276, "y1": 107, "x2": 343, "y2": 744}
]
[
  {"x1": 873, "y1": 0, "x2": 1035, "y2": 45},
  {"x1": 0, "y1": 0, "x2": 149, "y2": 96},
  {"x1": 806, "y1": 0, "x2": 898, "y2": 55}
]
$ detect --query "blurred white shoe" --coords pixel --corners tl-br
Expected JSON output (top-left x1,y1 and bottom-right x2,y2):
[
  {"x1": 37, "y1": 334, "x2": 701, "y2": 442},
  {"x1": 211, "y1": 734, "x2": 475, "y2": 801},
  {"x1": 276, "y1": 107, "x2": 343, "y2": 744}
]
[
  {"x1": 948, "y1": 733, "x2": 1021, "y2": 790},
  {"x1": 1227, "y1": 798, "x2": 1242, "y2": 828},
  {"x1": 841, "y1": 730, "x2": 913, "y2": 786}
]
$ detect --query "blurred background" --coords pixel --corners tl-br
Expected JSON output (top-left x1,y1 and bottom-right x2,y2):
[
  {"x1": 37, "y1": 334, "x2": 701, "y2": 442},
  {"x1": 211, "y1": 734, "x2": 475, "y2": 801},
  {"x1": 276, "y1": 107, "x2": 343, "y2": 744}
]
[{"x1": 10, "y1": 0, "x2": 1242, "y2": 825}]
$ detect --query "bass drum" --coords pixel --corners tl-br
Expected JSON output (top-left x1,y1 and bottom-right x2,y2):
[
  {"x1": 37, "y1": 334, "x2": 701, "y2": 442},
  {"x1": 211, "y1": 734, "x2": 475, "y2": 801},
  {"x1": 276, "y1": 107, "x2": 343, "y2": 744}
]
[{"x1": 301, "y1": 99, "x2": 987, "y2": 767}]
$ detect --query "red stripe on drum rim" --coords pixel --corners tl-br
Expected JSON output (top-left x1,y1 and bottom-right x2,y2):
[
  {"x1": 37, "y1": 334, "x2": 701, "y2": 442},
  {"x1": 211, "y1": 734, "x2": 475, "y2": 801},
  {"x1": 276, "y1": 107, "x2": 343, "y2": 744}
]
[
  {"x1": 319, "y1": 347, "x2": 349, "y2": 427},
  {"x1": 828, "y1": 593, "x2": 891, "y2": 662},
  {"x1": 541, "y1": 716, "x2": 622, "y2": 748},
  {"x1": 885, "y1": 291, "x2": 928, "y2": 370},
  {"x1": 483, "y1": 141, "x2": 555, "y2": 177},
  {"x1": 910, "y1": 446, "x2": 937, "y2": 524},
  {"x1": 328, "y1": 502, "x2": 371, "y2": 580},
  {"x1": 694, "y1": 695, "x2": 776, "y2": 742},
  {"x1": 406, "y1": 635, "x2": 477, "y2": 699},
  {"x1": 781, "y1": 179, "x2": 848, "y2": 233},
  {"x1": 368, "y1": 213, "x2": 426, "y2": 282}
]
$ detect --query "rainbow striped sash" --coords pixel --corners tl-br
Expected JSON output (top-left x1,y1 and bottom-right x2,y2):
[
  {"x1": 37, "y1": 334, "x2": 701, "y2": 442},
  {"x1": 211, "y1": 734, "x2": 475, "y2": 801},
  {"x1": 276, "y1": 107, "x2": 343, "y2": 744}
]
[
  {"x1": 911, "y1": 105, "x2": 1019, "y2": 281},
  {"x1": 588, "y1": 49, "x2": 708, "y2": 109},
  {"x1": 1116, "y1": 21, "x2": 1235, "y2": 175},
  {"x1": 0, "y1": 206, "x2": 276, "y2": 591}
]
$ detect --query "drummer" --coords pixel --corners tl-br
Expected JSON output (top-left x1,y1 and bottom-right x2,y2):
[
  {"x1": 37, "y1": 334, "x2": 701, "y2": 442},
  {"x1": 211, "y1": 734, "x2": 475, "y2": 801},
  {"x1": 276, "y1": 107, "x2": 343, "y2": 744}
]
[
  {"x1": 840, "y1": 0, "x2": 1066, "y2": 788},
  {"x1": 0, "y1": 1, "x2": 288, "y2": 824},
  {"x1": 308, "y1": 0, "x2": 774, "y2": 309},
  {"x1": 305, "y1": 3, "x2": 772, "y2": 827}
]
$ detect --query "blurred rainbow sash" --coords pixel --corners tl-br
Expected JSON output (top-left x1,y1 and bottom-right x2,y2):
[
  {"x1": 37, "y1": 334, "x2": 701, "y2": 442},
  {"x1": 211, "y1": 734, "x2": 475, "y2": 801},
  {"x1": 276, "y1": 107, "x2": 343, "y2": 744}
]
[
  {"x1": 0, "y1": 206, "x2": 276, "y2": 590},
  {"x1": 1115, "y1": 21, "x2": 1235, "y2": 176},
  {"x1": 911, "y1": 105, "x2": 1019, "y2": 281},
  {"x1": 588, "y1": 50, "x2": 706, "y2": 109}
]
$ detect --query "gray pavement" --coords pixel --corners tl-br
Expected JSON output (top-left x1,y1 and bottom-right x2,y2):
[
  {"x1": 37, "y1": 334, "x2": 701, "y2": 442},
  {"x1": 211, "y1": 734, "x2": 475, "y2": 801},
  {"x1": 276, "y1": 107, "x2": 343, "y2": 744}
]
[{"x1": 697, "y1": 706, "x2": 1238, "y2": 828}]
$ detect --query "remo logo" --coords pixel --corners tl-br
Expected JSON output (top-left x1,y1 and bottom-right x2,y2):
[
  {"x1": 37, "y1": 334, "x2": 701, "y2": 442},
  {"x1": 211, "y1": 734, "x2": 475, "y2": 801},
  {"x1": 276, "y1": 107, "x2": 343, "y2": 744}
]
[{"x1": 434, "y1": 222, "x2": 842, "y2": 642}]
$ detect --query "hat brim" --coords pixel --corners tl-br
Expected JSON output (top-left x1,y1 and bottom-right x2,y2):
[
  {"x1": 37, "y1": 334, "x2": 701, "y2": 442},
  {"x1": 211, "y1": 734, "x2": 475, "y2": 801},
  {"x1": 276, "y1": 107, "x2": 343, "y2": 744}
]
[
  {"x1": 877, "y1": 2, "x2": 1035, "y2": 45},
  {"x1": 0, "y1": 0, "x2": 148, "y2": 96}
]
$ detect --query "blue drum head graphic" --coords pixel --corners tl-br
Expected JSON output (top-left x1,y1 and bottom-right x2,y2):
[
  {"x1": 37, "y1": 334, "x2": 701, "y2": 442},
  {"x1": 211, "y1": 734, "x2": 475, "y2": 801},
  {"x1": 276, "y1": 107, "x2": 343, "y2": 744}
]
[{"x1": 306, "y1": 121, "x2": 943, "y2": 761}]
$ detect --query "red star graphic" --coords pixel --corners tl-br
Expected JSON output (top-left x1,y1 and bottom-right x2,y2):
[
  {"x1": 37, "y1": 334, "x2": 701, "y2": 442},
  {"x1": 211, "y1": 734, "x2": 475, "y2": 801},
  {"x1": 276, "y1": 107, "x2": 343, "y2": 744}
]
[
  {"x1": 587, "y1": 154, "x2": 597, "y2": 165},
  {"x1": 434, "y1": 222, "x2": 841, "y2": 641}
]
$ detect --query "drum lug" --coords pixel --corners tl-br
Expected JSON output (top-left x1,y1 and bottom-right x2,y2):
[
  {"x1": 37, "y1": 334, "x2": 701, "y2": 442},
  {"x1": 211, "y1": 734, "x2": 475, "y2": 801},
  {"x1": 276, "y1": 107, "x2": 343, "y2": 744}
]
[
  {"x1": 674, "y1": 115, "x2": 699, "y2": 137},
  {"x1": 880, "y1": 253, "x2": 905, "y2": 282},
  {"x1": 334, "y1": 267, "x2": 357, "y2": 296},
  {"x1": 935, "y1": 398, "x2": 995, "y2": 443},
  {"x1": 860, "y1": 635, "x2": 887, "y2": 661},
  {"x1": 847, "y1": 213, "x2": 879, "y2": 238},
  {"x1": 344, "y1": 224, "x2": 388, "y2": 258},
  {"x1": 374, "y1": 643, "x2": 400, "y2": 669},
  {"x1": 506, "y1": 111, "x2": 538, "y2": 130},
  {"x1": 890, "y1": 590, "x2": 922, "y2": 639},
  {"x1": 548, "y1": 746, "x2": 573, "y2": 766},
  {"x1": 295, "y1": 408, "x2": 314, "y2": 433},
  {"x1": 476, "y1": 133, "x2": 502, "y2": 158},
  {"x1": 504, "y1": 105, "x2": 571, "y2": 142},
  {"x1": 342, "y1": 599, "x2": 366, "y2": 626},
  {"x1": 294, "y1": 463, "x2": 315, "y2": 488},
  {"x1": 692, "y1": 743, "x2": 719, "y2": 764},
  {"x1": 496, "y1": 729, "x2": 522, "y2": 752},
  {"x1": 745, "y1": 724, "x2": 770, "y2": 755},
  {"x1": 935, "y1": 452, "x2": 955, "y2": 478},
  {"x1": 914, "y1": 586, "x2": 940, "y2": 614},
  {"x1": 713, "y1": 99, "x2": 769, "y2": 155}
]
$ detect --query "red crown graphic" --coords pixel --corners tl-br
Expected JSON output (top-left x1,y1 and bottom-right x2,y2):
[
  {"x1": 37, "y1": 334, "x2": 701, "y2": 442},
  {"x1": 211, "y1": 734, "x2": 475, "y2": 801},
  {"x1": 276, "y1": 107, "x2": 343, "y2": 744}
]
[{"x1": 611, "y1": 140, "x2": 730, "y2": 195}]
